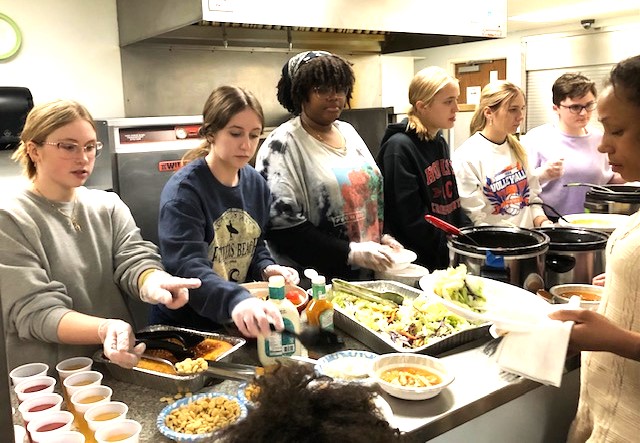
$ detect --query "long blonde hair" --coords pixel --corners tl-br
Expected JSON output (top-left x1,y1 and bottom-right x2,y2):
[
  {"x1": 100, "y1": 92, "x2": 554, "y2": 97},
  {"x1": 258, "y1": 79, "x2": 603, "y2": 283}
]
[
  {"x1": 470, "y1": 81, "x2": 528, "y2": 167},
  {"x1": 407, "y1": 66, "x2": 458, "y2": 140},
  {"x1": 12, "y1": 100, "x2": 96, "y2": 179},
  {"x1": 182, "y1": 86, "x2": 264, "y2": 165}
]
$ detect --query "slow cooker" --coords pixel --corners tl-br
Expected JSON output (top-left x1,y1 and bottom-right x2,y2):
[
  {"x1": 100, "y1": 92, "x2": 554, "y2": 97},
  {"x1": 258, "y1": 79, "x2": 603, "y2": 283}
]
[
  {"x1": 448, "y1": 226, "x2": 549, "y2": 292},
  {"x1": 584, "y1": 184, "x2": 640, "y2": 215},
  {"x1": 537, "y1": 227, "x2": 608, "y2": 289}
]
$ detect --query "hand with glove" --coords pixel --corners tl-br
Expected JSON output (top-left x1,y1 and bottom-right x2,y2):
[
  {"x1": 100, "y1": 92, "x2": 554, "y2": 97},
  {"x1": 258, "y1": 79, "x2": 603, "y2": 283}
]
[
  {"x1": 381, "y1": 234, "x2": 404, "y2": 251},
  {"x1": 139, "y1": 270, "x2": 201, "y2": 309},
  {"x1": 98, "y1": 319, "x2": 146, "y2": 369},
  {"x1": 231, "y1": 296, "x2": 284, "y2": 338},
  {"x1": 348, "y1": 241, "x2": 393, "y2": 272},
  {"x1": 536, "y1": 158, "x2": 564, "y2": 183},
  {"x1": 262, "y1": 264, "x2": 300, "y2": 285}
]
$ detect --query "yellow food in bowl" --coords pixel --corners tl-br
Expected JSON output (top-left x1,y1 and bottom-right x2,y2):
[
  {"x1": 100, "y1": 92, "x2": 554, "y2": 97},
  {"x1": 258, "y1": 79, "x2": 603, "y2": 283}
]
[{"x1": 380, "y1": 366, "x2": 442, "y2": 388}]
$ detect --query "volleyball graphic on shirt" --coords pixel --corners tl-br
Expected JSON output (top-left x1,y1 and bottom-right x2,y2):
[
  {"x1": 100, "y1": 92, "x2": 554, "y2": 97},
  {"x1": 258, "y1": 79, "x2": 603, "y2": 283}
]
[{"x1": 483, "y1": 163, "x2": 531, "y2": 216}]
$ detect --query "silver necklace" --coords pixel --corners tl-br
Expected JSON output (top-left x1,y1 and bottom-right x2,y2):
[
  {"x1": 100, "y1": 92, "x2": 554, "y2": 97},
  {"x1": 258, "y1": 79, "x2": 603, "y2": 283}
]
[{"x1": 34, "y1": 187, "x2": 81, "y2": 232}]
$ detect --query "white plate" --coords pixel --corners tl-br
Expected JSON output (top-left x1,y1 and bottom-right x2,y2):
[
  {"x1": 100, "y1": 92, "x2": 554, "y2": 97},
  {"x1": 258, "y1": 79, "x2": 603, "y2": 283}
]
[
  {"x1": 419, "y1": 274, "x2": 554, "y2": 332},
  {"x1": 559, "y1": 213, "x2": 630, "y2": 233}
]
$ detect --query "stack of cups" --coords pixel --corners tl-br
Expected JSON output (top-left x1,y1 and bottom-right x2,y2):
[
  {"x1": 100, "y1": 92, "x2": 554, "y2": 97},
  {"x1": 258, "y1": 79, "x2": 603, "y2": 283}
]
[
  {"x1": 70, "y1": 385, "x2": 113, "y2": 443},
  {"x1": 55, "y1": 357, "x2": 93, "y2": 408}
]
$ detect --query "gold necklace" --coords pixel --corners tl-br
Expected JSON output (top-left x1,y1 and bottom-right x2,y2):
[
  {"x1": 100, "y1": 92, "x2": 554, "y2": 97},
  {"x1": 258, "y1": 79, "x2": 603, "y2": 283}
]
[
  {"x1": 33, "y1": 186, "x2": 81, "y2": 232},
  {"x1": 302, "y1": 121, "x2": 345, "y2": 149}
]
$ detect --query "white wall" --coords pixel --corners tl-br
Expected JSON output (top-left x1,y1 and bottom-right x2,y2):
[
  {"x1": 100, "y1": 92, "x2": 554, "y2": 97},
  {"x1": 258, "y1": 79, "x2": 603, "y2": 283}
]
[{"x1": 0, "y1": 0, "x2": 124, "y2": 118}]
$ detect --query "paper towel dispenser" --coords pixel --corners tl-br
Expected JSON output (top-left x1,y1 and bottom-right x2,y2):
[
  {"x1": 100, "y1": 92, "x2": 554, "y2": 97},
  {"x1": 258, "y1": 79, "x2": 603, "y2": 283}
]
[{"x1": 0, "y1": 87, "x2": 33, "y2": 150}]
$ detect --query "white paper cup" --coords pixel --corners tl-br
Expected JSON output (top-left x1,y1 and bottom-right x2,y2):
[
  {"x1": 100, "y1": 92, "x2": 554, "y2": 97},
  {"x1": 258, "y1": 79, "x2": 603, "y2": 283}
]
[
  {"x1": 85, "y1": 401, "x2": 128, "y2": 432},
  {"x1": 18, "y1": 392, "x2": 63, "y2": 432},
  {"x1": 94, "y1": 419, "x2": 141, "y2": 443},
  {"x1": 34, "y1": 430, "x2": 85, "y2": 443},
  {"x1": 55, "y1": 357, "x2": 93, "y2": 382},
  {"x1": 13, "y1": 425, "x2": 26, "y2": 443},
  {"x1": 14, "y1": 375, "x2": 56, "y2": 403},
  {"x1": 63, "y1": 371, "x2": 103, "y2": 398},
  {"x1": 27, "y1": 410, "x2": 74, "y2": 443},
  {"x1": 9, "y1": 362, "x2": 49, "y2": 386},
  {"x1": 70, "y1": 385, "x2": 113, "y2": 441}
]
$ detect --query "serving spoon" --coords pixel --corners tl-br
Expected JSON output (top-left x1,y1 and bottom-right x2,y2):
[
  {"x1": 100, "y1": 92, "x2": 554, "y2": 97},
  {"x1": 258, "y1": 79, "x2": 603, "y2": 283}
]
[
  {"x1": 268, "y1": 324, "x2": 344, "y2": 354},
  {"x1": 140, "y1": 354, "x2": 259, "y2": 381},
  {"x1": 424, "y1": 214, "x2": 481, "y2": 246},
  {"x1": 564, "y1": 182, "x2": 616, "y2": 193}
]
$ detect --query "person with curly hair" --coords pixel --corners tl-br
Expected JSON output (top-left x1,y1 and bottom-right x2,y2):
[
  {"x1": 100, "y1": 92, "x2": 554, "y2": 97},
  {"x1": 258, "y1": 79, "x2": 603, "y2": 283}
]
[
  {"x1": 255, "y1": 51, "x2": 404, "y2": 283},
  {"x1": 218, "y1": 364, "x2": 404, "y2": 443},
  {"x1": 550, "y1": 54, "x2": 640, "y2": 442}
]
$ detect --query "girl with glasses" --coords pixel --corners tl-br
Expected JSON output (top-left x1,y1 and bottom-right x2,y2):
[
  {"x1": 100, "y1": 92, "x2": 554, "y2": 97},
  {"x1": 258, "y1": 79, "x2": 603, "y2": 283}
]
[
  {"x1": 0, "y1": 100, "x2": 201, "y2": 372},
  {"x1": 255, "y1": 51, "x2": 404, "y2": 282},
  {"x1": 522, "y1": 73, "x2": 624, "y2": 218}
]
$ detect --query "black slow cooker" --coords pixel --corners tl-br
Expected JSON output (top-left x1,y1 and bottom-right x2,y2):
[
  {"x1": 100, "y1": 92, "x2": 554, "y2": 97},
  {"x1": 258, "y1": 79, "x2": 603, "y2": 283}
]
[
  {"x1": 537, "y1": 227, "x2": 608, "y2": 289},
  {"x1": 584, "y1": 184, "x2": 640, "y2": 215}
]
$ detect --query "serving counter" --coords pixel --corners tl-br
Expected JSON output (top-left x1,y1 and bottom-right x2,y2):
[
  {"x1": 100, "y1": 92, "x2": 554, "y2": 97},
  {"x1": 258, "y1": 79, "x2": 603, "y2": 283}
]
[{"x1": 10, "y1": 329, "x2": 580, "y2": 443}]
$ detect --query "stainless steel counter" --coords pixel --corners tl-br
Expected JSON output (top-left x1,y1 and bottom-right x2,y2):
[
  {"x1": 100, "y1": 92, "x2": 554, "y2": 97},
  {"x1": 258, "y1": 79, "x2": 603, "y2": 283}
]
[{"x1": 11, "y1": 334, "x2": 580, "y2": 442}]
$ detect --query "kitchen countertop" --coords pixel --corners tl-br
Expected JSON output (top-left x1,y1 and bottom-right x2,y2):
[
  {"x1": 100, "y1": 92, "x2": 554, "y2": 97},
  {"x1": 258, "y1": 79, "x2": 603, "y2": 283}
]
[{"x1": 11, "y1": 332, "x2": 580, "y2": 442}]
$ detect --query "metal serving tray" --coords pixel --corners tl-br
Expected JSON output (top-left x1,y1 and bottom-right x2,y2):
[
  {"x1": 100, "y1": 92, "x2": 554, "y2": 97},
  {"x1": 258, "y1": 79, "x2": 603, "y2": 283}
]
[
  {"x1": 333, "y1": 280, "x2": 489, "y2": 356},
  {"x1": 93, "y1": 325, "x2": 245, "y2": 394}
]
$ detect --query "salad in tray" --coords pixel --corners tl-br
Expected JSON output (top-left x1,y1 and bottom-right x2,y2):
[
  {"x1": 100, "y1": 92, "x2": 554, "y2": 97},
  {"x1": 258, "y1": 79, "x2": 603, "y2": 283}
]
[{"x1": 331, "y1": 288, "x2": 476, "y2": 350}]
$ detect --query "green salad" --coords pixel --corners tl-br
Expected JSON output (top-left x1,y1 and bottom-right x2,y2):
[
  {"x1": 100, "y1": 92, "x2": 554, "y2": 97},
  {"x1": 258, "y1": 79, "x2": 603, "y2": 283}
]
[{"x1": 430, "y1": 264, "x2": 487, "y2": 312}]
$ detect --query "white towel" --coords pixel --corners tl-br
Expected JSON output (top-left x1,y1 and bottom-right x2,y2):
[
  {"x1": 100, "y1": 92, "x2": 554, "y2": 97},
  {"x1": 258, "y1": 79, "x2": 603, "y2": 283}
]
[{"x1": 493, "y1": 297, "x2": 579, "y2": 387}]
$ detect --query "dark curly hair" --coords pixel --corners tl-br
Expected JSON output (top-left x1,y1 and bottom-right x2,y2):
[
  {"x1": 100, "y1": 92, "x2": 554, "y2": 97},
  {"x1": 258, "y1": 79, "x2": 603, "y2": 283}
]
[
  {"x1": 277, "y1": 54, "x2": 355, "y2": 115},
  {"x1": 608, "y1": 54, "x2": 640, "y2": 107},
  {"x1": 218, "y1": 364, "x2": 404, "y2": 443}
]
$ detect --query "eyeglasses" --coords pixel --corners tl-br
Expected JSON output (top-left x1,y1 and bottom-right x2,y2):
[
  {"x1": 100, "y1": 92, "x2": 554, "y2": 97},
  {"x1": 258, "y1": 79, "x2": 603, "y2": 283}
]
[
  {"x1": 559, "y1": 102, "x2": 597, "y2": 114},
  {"x1": 313, "y1": 86, "x2": 349, "y2": 98},
  {"x1": 38, "y1": 141, "x2": 103, "y2": 159}
]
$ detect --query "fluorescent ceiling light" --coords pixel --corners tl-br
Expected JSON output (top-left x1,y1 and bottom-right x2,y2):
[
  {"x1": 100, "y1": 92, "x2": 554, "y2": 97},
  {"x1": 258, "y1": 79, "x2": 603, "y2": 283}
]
[{"x1": 509, "y1": 0, "x2": 639, "y2": 23}]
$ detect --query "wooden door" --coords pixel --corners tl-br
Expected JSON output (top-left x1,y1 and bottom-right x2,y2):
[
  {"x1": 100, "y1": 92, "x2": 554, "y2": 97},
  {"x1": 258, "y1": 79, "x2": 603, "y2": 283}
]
[{"x1": 455, "y1": 59, "x2": 507, "y2": 105}]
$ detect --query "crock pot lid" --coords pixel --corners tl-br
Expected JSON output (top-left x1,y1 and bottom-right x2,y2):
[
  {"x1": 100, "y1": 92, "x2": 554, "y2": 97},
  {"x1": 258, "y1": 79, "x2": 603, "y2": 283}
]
[
  {"x1": 538, "y1": 227, "x2": 608, "y2": 250},
  {"x1": 452, "y1": 226, "x2": 549, "y2": 255},
  {"x1": 587, "y1": 185, "x2": 640, "y2": 202}
]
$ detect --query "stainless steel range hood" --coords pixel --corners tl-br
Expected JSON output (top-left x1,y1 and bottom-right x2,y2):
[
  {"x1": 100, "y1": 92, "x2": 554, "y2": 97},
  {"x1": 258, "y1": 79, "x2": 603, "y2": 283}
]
[{"x1": 117, "y1": 0, "x2": 506, "y2": 54}]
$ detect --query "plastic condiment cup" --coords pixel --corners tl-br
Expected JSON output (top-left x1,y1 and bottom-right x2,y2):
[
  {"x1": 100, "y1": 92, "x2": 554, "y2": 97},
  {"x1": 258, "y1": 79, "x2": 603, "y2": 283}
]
[
  {"x1": 14, "y1": 375, "x2": 56, "y2": 403},
  {"x1": 63, "y1": 371, "x2": 103, "y2": 398},
  {"x1": 85, "y1": 401, "x2": 128, "y2": 432},
  {"x1": 9, "y1": 363, "x2": 49, "y2": 386},
  {"x1": 26, "y1": 410, "x2": 74, "y2": 443},
  {"x1": 18, "y1": 392, "x2": 63, "y2": 435},
  {"x1": 56, "y1": 357, "x2": 93, "y2": 382},
  {"x1": 13, "y1": 425, "x2": 27, "y2": 443},
  {"x1": 70, "y1": 385, "x2": 113, "y2": 442},
  {"x1": 94, "y1": 419, "x2": 141, "y2": 443},
  {"x1": 34, "y1": 430, "x2": 85, "y2": 443}
]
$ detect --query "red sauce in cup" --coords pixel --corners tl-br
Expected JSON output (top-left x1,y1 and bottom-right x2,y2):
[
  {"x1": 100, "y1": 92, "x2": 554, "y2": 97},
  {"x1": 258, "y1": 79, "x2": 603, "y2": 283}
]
[
  {"x1": 28, "y1": 403, "x2": 56, "y2": 412},
  {"x1": 23, "y1": 384, "x2": 49, "y2": 393},
  {"x1": 36, "y1": 422, "x2": 66, "y2": 432}
]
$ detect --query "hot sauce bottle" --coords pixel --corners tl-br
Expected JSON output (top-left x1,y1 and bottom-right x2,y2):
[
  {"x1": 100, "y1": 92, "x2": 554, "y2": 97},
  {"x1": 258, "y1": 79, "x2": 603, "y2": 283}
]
[{"x1": 305, "y1": 275, "x2": 334, "y2": 331}]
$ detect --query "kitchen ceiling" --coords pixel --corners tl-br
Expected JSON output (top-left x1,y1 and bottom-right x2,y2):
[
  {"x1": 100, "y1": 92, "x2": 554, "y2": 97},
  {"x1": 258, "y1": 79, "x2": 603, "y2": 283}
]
[{"x1": 508, "y1": 0, "x2": 640, "y2": 32}]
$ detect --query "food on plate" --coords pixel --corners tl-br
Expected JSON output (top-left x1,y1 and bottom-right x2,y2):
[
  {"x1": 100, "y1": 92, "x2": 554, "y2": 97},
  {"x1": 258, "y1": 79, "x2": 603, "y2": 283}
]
[
  {"x1": 164, "y1": 396, "x2": 242, "y2": 434},
  {"x1": 380, "y1": 366, "x2": 442, "y2": 388},
  {"x1": 331, "y1": 287, "x2": 474, "y2": 349},
  {"x1": 175, "y1": 357, "x2": 208, "y2": 374},
  {"x1": 320, "y1": 356, "x2": 372, "y2": 380},
  {"x1": 431, "y1": 264, "x2": 486, "y2": 312},
  {"x1": 135, "y1": 338, "x2": 232, "y2": 375},
  {"x1": 556, "y1": 290, "x2": 601, "y2": 301}
]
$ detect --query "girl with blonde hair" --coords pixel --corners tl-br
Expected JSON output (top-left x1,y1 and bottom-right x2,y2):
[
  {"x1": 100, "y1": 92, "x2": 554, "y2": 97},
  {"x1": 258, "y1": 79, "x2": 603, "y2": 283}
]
[
  {"x1": 453, "y1": 81, "x2": 551, "y2": 228},
  {"x1": 377, "y1": 66, "x2": 468, "y2": 271}
]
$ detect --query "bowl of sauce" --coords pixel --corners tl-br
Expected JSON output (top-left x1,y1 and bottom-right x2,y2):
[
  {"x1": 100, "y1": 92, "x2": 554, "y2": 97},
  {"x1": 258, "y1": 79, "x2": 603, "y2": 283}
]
[{"x1": 549, "y1": 284, "x2": 603, "y2": 310}]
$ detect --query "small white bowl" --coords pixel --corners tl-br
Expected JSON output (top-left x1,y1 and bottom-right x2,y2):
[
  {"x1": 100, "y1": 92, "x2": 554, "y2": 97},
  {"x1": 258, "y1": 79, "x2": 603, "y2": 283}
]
[
  {"x1": 549, "y1": 284, "x2": 603, "y2": 311},
  {"x1": 385, "y1": 249, "x2": 417, "y2": 272},
  {"x1": 315, "y1": 350, "x2": 378, "y2": 383},
  {"x1": 370, "y1": 353, "x2": 454, "y2": 401}
]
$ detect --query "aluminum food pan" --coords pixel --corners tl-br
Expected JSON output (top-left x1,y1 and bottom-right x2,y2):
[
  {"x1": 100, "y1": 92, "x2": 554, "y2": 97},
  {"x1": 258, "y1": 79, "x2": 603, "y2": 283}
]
[
  {"x1": 93, "y1": 325, "x2": 246, "y2": 393},
  {"x1": 333, "y1": 280, "x2": 489, "y2": 356}
]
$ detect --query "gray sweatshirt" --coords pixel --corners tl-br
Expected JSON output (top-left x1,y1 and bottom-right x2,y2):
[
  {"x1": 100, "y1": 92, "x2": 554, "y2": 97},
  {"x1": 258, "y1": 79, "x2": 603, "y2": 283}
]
[{"x1": 0, "y1": 187, "x2": 162, "y2": 372}]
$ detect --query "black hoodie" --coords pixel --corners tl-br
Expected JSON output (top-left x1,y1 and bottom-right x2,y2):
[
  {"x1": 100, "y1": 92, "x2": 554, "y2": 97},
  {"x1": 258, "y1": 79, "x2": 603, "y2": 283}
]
[{"x1": 377, "y1": 119, "x2": 469, "y2": 271}]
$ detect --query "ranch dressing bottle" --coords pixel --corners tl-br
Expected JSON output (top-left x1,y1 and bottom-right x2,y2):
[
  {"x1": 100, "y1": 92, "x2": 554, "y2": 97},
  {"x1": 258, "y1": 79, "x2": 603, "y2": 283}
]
[{"x1": 257, "y1": 276, "x2": 302, "y2": 367}]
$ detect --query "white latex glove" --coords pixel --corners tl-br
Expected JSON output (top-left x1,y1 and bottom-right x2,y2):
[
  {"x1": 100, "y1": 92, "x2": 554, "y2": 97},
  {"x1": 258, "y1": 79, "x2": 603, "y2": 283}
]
[
  {"x1": 139, "y1": 270, "x2": 201, "y2": 309},
  {"x1": 98, "y1": 319, "x2": 146, "y2": 369},
  {"x1": 381, "y1": 234, "x2": 404, "y2": 251},
  {"x1": 231, "y1": 297, "x2": 284, "y2": 338},
  {"x1": 347, "y1": 241, "x2": 393, "y2": 272},
  {"x1": 262, "y1": 264, "x2": 300, "y2": 285},
  {"x1": 537, "y1": 158, "x2": 564, "y2": 183},
  {"x1": 540, "y1": 220, "x2": 554, "y2": 228}
]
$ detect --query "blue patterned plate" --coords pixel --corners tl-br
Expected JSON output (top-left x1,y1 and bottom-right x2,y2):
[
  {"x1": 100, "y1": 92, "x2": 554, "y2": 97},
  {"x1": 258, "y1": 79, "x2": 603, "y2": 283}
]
[
  {"x1": 157, "y1": 392, "x2": 247, "y2": 442},
  {"x1": 315, "y1": 350, "x2": 379, "y2": 383}
]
